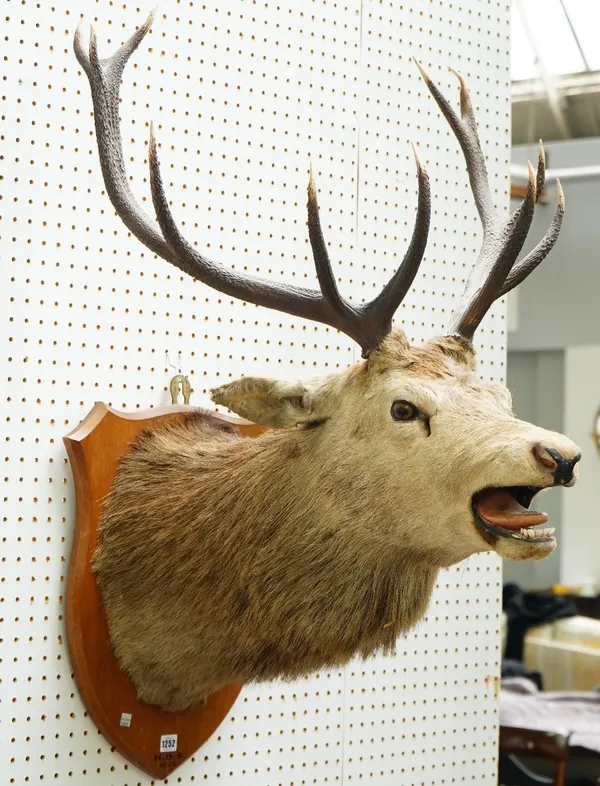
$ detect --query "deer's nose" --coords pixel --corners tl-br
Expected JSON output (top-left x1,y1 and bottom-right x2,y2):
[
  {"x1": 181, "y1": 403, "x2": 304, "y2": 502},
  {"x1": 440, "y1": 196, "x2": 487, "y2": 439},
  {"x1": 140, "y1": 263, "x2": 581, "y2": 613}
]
[{"x1": 532, "y1": 444, "x2": 582, "y2": 486}]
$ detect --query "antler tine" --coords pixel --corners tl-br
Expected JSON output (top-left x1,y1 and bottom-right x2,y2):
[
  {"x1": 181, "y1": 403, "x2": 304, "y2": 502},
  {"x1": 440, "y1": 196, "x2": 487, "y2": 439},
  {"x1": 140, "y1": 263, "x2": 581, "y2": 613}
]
[
  {"x1": 498, "y1": 179, "x2": 565, "y2": 298},
  {"x1": 417, "y1": 63, "x2": 562, "y2": 341},
  {"x1": 449, "y1": 163, "x2": 537, "y2": 338},
  {"x1": 306, "y1": 164, "x2": 357, "y2": 318},
  {"x1": 535, "y1": 139, "x2": 546, "y2": 202},
  {"x1": 366, "y1": 144, "x2": 431, "y2": 330},
  {"x1": 306, "y1": 148, "x2": 431, "y2": 344},
  {"x1": 76, "y1": 12, "x2": 432, "y2": 357},
  {"x1": 73, "y1": 10, "x2": 169, "y2": 261},
  {"x1": 415, "y1": 59, "x2": 495, "y2": 229}
]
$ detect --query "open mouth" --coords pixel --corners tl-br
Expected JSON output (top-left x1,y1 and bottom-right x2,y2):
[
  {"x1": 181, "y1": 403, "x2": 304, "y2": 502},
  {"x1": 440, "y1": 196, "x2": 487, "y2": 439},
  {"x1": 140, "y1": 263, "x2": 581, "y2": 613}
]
[{"x1": 472, "y1": 486, "x2": 555, "y2": 543}]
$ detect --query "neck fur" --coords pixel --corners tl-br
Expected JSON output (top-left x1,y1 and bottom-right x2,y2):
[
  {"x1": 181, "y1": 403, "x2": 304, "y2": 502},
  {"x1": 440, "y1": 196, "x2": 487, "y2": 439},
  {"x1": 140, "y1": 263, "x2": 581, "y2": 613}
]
[
  {"x1": 182, "y1": 423, "x2": 442, "y2": 668},
  {"x1": 96, "y1": 412, "x2": 443, "y2": 701}
]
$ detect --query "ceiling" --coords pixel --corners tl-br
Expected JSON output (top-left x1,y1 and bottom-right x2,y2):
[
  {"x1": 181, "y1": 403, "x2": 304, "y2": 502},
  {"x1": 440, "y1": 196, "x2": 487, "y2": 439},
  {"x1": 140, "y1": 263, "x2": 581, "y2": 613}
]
[{"x1": 511, "y1": 0, "x2": 600, "y2": 145}]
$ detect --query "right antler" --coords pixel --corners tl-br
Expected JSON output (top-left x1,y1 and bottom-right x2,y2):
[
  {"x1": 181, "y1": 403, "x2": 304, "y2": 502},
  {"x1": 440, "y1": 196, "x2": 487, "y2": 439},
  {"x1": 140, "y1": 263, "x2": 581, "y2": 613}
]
[
  {"x1": 73, "y1": 11, "x2": 431, "y2": 358},
  {"x1": 416, "y1": 62, "x2": 564, "y2": 341}
]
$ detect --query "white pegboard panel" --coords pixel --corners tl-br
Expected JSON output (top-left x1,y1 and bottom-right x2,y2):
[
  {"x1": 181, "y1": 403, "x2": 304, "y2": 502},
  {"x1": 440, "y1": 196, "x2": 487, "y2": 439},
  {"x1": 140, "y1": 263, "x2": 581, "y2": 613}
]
[{"x1": 0, "y1": 1, "x2": 510, "y2": 785}]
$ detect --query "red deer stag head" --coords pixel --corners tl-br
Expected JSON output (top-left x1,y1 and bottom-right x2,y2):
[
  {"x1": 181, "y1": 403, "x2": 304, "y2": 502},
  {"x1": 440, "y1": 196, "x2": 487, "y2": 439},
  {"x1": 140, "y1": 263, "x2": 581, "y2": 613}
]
[{"x1": 74, "y1": 12, "x2": 580, "y2": 712}]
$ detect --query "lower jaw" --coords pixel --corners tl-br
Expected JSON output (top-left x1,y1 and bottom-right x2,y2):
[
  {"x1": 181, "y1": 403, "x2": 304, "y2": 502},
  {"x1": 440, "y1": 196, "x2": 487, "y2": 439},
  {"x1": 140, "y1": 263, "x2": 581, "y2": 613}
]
[{"x1": 473, "y1": 516, "x2": 556, "y2": 557}]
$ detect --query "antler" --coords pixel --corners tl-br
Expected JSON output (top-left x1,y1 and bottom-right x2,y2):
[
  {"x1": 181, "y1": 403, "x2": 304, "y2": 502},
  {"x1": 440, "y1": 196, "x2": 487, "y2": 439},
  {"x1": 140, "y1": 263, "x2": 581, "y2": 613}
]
[
  {"x1": 73, "y1": 11, "x2": 431, "y2": 358},
  {"x1": 416, "y1": 62, "x2": 564, "y2": 341}
]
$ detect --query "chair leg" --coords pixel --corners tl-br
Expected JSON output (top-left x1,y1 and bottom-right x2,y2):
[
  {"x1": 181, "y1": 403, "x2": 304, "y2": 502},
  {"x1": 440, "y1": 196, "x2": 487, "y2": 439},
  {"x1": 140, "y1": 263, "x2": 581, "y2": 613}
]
[{"x1": 553, "y1": 761, "x2": 565, "y2": 786}]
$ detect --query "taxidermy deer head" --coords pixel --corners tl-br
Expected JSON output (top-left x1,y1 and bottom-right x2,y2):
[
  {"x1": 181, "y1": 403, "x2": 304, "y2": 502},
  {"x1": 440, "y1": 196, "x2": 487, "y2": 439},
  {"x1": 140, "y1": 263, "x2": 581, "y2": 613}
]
[{"x1": 74, "y1": 12, "x2": 581, "y2": 712}]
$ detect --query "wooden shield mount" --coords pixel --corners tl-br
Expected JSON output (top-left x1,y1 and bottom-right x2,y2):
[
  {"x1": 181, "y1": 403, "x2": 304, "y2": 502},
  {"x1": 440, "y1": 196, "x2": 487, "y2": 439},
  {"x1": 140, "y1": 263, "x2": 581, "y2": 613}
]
[{"x1": 63, "y1": 402, "x2": 265, "y2": 779}]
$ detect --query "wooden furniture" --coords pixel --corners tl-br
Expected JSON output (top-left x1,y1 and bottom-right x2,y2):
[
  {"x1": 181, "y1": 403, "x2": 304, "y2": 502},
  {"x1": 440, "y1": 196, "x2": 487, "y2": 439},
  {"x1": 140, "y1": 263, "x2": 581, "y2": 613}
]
[
  {"x1": 499, "y1": 725, "x2": 570, "y2": 786},
  {"x1": 63, "y1": 402, "x2": 264, "y2": 779}
]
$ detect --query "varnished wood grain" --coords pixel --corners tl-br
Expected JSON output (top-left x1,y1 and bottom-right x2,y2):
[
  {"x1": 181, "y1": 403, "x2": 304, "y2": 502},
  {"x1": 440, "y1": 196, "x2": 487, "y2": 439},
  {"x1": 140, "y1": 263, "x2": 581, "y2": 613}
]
[{"x1": 63, "y1": 402, "x2": 265, "y2": 779}]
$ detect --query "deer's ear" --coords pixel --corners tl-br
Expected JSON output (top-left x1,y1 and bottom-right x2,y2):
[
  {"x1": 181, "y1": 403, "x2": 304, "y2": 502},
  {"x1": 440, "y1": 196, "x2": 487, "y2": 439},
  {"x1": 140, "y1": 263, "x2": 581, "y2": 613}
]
[{"x1": 210, "y1": 377, "x2": 325, "y2": 428}]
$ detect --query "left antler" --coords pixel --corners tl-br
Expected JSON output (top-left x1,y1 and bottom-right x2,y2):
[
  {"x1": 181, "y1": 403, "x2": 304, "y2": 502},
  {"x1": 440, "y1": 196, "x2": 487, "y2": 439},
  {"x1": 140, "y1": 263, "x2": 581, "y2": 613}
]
[
  {"x1": 416, "y1": 61, "x2": 564, "y2": 341},
  {"x1": 74, "y1": 11, "x2": 432, "y2": 358}
]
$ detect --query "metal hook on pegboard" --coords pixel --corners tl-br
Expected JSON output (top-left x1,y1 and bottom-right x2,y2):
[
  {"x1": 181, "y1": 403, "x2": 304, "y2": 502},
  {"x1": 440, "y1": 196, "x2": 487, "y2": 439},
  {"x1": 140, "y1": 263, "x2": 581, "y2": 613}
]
[{"x1": 165, "y1": 350, "x2": 192, "y2": 405}]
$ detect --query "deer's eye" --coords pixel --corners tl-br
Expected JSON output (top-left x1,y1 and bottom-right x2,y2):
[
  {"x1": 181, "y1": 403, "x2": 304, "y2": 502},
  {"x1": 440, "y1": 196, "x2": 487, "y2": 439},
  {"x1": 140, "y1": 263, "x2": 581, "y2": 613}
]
[{"x1": 391, "y1": 400, "x2": 420, "y2": 422}]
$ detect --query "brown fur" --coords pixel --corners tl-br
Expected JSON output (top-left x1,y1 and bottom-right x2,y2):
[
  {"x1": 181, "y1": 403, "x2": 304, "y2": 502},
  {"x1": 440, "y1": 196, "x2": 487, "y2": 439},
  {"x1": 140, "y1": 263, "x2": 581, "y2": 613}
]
[
  {"x1": 93, "y1": 330, "x2": 579, "y2": 711},
  {"x1": 95, "y1": 411, "x2": 440, "y2": 711}
]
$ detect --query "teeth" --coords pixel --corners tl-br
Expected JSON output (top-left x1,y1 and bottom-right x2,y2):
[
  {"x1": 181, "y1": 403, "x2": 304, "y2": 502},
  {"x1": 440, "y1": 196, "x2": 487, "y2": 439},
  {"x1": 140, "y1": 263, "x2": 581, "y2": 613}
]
[{"x1": 518, "y1": 527, "x2": 555, "y2": 540}]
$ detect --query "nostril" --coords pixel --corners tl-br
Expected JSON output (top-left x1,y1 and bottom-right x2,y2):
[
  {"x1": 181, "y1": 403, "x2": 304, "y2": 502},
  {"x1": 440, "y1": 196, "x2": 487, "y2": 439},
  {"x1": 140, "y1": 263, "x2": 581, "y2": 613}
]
[
  {"x1": 533, "y1": 445, "x2": 582, "y2": 486},
  {"x1": 561, "y1": 451, "x2": 582, "y2": 485},
  {"x1": 532, "y1": 444, "x2": 558, "y2": 471}
]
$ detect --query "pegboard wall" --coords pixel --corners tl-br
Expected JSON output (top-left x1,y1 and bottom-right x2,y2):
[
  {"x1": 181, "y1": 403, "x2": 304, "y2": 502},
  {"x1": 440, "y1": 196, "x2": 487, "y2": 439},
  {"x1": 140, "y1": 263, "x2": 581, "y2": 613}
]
[{"x1": 1, "y1": 1, "x2": 511, "y2": 784}]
